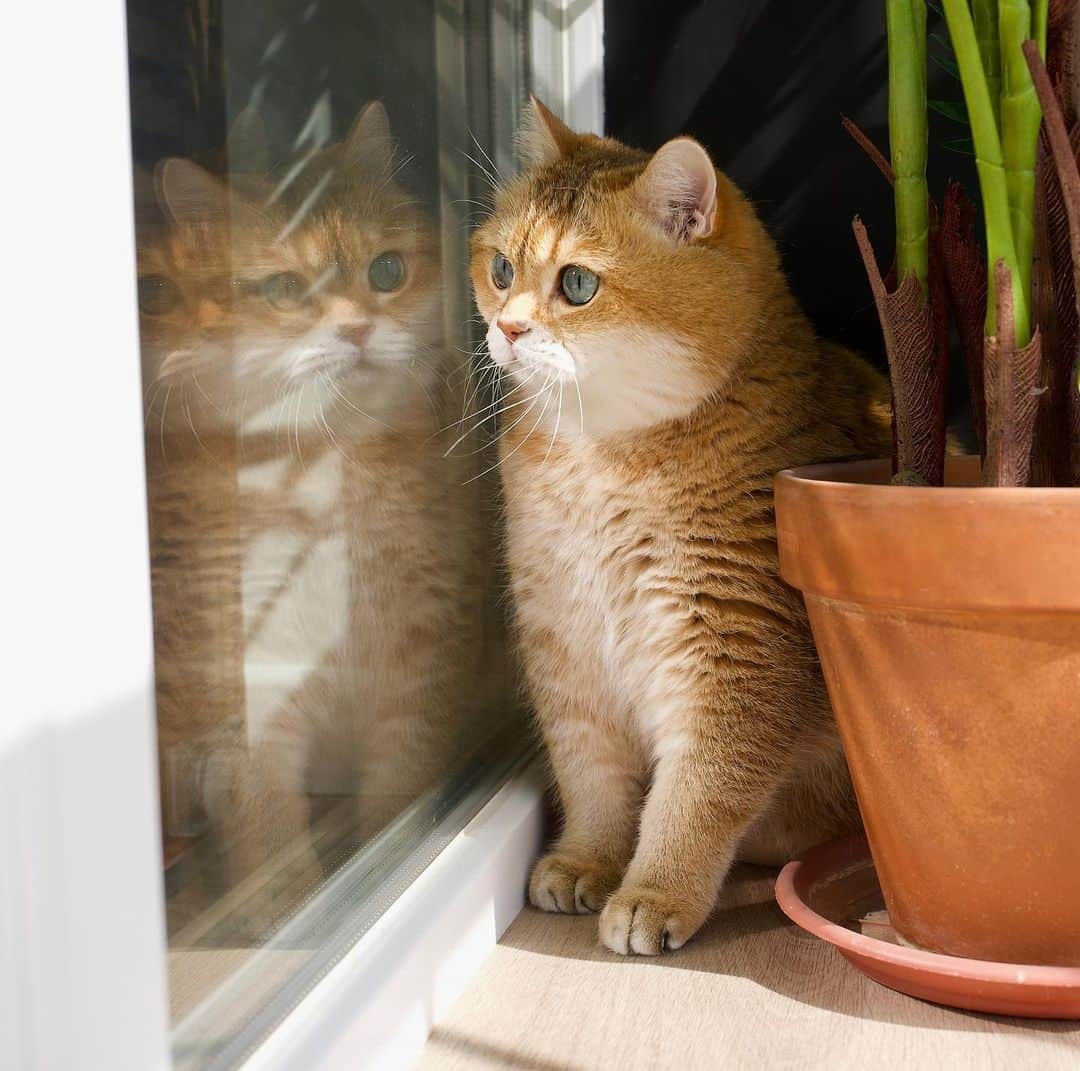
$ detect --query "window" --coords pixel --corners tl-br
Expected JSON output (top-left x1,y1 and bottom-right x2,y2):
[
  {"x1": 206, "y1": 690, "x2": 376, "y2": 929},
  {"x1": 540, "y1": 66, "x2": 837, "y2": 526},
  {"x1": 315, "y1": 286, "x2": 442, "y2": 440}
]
[
  {"x1": 7, "y1": 3, "x2": 598, "y2": 1068},
  {"x1": 126, "y1": 1, "x2": 531, "y2": 1064}
]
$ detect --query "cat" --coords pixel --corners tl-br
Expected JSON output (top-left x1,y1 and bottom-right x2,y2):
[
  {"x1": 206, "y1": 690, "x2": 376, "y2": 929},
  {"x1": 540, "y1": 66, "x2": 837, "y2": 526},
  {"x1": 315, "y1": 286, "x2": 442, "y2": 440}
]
[
  {"x1": 139, "y1": 103, "x2": 488, "y2": 929},
  {"x1": 470, "y1": 97, "x2": 892, "y2": 956}
]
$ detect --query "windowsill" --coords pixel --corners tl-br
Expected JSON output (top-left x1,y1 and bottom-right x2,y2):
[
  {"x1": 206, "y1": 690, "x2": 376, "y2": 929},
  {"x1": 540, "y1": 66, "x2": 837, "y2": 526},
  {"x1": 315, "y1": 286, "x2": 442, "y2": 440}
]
[
  {"x1": 231, "y1": 754, "x2": 547, "y2": 1071},
  {"x1": 416, "y1": 867, "x2": 1080, "y2": 1069}
]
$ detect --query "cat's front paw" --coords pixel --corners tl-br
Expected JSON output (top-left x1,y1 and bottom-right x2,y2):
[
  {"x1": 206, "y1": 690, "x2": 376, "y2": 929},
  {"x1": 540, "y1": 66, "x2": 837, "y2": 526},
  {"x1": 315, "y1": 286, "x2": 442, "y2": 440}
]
[
  {"x1": 599, "y1": 882, "x2": 712, "y2": 956},
  {"x1": 528, "y1": 853, "x2": 622, "y2": 914}
]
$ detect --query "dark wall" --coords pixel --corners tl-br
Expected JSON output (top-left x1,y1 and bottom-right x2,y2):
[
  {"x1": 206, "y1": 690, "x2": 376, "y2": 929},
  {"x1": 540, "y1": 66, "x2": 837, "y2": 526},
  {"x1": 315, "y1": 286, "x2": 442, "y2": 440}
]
[{"x1": 604, "y1": 0, "x2": 976, "y2": 423}]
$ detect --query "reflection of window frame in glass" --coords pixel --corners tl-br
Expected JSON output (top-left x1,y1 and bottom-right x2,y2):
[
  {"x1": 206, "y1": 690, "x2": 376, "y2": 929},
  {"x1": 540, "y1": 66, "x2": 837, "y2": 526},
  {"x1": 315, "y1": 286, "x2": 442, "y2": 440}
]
[{"x1": 4, "y1": 2, "x2": 602, "y2": 1070}]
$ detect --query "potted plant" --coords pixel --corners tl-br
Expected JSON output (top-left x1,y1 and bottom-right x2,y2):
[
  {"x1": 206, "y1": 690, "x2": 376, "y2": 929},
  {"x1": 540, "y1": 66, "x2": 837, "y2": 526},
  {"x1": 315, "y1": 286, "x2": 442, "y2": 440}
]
[{"x1": 774, "y1": 0, "x2": 1080, "y2": 965}]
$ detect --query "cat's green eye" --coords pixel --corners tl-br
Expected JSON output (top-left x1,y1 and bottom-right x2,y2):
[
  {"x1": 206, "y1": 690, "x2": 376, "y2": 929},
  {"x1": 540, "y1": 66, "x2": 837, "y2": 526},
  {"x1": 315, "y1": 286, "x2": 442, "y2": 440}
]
[
  {"x1": 491, "y1": 252, "x2": 514, "y2": 290},
  {"x1": 561, "y1": 264, "x2": 599, "y2": 306},
  {"x1": 369, "y1": 251, "x2": 406, "y2": 293},
  {"x1": 138, "y1": 274, "x2": 179, "y2": 316},
  {"x1": 261, "y1": 271, "x2": 308, "y2": 310}
]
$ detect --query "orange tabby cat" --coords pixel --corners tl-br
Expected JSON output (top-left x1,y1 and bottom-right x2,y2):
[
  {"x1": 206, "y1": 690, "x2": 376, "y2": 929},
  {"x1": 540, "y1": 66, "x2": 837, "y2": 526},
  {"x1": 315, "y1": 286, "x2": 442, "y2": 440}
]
[
  {"x1": 140, "y1": 104, "x2": 487, "y2": 919},
  {"x1": 470, "y1": 98, "x2": 891, "y2": 955}
]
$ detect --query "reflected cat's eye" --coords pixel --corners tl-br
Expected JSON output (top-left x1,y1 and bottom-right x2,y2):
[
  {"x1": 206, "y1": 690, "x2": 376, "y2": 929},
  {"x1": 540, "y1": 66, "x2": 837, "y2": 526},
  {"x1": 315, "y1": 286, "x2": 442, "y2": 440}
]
[
  {"x1": 491, "y1": 252, "x2": 514, "y2": 290},
  {"x1": 561, "y1": 265, "x2": 599, "y2": 306},
  {"x1": 261, "y1": 271, "x2": 308, "y2": 309},
  {"x1": 137, "y1": 274, "x2": 179, "y2": 315},
  {"x1": 369, "y1": 251, "x2": 406, "y2": 293}
]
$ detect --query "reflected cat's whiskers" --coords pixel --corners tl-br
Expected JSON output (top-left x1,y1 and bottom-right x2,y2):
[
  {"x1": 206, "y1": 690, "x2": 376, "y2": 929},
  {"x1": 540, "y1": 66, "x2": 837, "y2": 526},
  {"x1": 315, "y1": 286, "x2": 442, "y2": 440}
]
[
  {"x1": 179, "y1": 381, "x2": 208, "y2": 453},
  {"x1": 158, "y1": 384, "x2": 172, "y2": 458},
  {"x1": 320, "y1": 372, "x2": 397, "y2": 432},
  {"x1": 292, "y1": 383, "x2": 306, "y2": 467},
  {"x1": 404, "y1": 361, "x2": 440, "y2": 418},
  {"x1": 191, "y1": 371, "x2": 228, "y2": 417}
]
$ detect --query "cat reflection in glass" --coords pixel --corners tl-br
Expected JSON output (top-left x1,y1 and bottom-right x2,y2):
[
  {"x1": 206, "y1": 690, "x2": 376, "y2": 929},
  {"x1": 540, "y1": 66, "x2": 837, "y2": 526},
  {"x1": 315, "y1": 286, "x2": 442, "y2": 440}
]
[{"x1": 138, "y1": 104, "x2": 485, "y2": 931}]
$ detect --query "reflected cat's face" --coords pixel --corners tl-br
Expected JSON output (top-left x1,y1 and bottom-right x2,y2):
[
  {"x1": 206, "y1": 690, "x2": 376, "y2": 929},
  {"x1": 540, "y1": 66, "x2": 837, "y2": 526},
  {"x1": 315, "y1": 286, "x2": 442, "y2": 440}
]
[{"x1": 138, "y1": 103, "x2": 444, "y2": 442}]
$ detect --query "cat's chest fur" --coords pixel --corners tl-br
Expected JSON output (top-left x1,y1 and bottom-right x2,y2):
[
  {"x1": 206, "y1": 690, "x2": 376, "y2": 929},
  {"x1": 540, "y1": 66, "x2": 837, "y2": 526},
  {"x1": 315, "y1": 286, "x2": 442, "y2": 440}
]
[{"x1": 502, "y1": 435, "x2": 701, "y2": 738}]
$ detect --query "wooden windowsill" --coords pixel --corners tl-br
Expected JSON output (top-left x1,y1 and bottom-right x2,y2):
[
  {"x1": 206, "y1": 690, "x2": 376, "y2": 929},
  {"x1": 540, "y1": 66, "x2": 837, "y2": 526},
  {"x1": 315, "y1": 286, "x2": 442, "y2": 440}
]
[{"x1": 415, "y1": 865, "x2": 1079, "y2": 1069}]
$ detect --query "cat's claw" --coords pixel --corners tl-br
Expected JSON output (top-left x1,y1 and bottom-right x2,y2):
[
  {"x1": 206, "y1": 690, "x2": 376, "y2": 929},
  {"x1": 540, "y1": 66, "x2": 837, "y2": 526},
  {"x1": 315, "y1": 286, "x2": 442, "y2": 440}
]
[
  {"x1": 528, "y1": 853, "x2": 621, "y2": 915},
  {"x1": 598, "y1": 884, "x2": 708, "y2": 956}
]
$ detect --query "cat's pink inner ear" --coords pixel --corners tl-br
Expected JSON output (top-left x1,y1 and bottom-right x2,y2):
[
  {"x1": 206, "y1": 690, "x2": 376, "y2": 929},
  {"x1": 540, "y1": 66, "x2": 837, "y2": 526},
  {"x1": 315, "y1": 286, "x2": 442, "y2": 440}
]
[
  {"x1": 634, "y1": 137, "x2": 718, "y2": 244},
  {"x1": 156, "y1": 158, "x2": 230, "y2": 224},
  {"x1": 344, "y1": 101, "x2": 394, "y2": 175},
  {"x1": 517, "y1": 94, "x2": 578, "y2": 166}
]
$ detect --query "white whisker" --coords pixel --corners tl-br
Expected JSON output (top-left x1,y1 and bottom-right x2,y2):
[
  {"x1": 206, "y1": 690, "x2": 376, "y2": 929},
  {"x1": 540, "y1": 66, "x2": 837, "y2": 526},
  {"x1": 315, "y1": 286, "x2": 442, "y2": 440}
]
[
  {"x1": 443, "y1": 378, "x2": 546, "y2": 456},
  {"x1": 465, "y1": 378, "x2": 553, "y2": 484},
  {"x1": 573, "y1": 375, "x2": 585, "y2": 438},
  {"x1": 543, "y1": 380, "x2": 564, "y2": 465},
  {"x1": 441, "y1": 366, "x2": 540, "y2": 442},
  {"x1": 469, "y1": 128, "x2": 505, "y2": 184}
]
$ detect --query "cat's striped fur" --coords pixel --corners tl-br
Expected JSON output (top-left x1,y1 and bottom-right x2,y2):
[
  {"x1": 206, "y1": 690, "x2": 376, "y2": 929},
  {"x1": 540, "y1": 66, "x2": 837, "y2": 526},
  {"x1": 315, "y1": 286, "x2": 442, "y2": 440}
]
[{"x1": 470, "y1": 99, "x2": 891, "y2": 955}]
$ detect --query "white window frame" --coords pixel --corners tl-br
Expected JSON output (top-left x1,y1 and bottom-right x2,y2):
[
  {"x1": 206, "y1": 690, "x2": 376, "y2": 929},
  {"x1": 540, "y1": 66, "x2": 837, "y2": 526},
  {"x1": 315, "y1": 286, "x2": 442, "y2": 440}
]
[
  {"x1": 4, "y1": 2, "x2": 171, "y2": 1069},
  {"x1": 4, "y1": 2, "x2": 601, "y2": 1069}
]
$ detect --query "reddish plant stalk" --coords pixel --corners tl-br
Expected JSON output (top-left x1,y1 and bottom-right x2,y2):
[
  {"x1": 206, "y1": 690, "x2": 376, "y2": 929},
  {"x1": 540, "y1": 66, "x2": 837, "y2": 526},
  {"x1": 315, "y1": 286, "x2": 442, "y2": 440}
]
[
  {"x1": 854, "y1": 217, "x2": 947, "y2": 485},
  {"x1": 983, "y1": 261, "x2": 1045, "y2": 486},
  {"x1": 1025, "y1": 38, "x2": 1080, "y2": 481},
  {"x1": 842, "y1": 115, "x2": 896, "y2": 185},
  {"x1": 940, "y1": 181, "x2": 990, "y2": 458}
]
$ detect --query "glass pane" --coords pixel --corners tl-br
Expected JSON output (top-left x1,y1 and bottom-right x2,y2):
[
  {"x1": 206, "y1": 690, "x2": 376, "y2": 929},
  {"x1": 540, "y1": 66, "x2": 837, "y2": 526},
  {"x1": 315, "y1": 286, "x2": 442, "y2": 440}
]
[{"x1": 125, "y1": 1, "x2": 529, "y2": 1063}]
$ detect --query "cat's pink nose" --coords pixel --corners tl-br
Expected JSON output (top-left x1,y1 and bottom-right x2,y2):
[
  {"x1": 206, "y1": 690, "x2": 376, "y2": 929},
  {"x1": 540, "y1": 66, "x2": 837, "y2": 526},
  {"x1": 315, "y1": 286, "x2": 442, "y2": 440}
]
[
  {"x1": 498, "y1": 319, "x2": 529, "y2": 343},
  {"x1": 339, "y1": 322, "x2": 373, "y2": 348}
]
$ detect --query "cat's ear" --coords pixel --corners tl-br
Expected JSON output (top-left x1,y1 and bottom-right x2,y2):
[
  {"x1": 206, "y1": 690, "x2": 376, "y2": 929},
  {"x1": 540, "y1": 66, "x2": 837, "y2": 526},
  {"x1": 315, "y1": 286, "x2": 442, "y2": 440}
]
[
  {"x1": 343, "y1": 101, "x2": 394, "y2": 175},
  {"x1": 156, "y1": 158, "x2": 265, "y2": 228},
  {"x1": 227, "y1": 107, "x2": 269, "y2": 174},
  {"x1": 132, "y1": 165, "x2": 163, "y2": 227},
  {"x1": 518, "y1": 94, "x2": 578, "y2": 166},
  {"x1": 633, "y1": 137, "x2": 718, "y2": 244}
]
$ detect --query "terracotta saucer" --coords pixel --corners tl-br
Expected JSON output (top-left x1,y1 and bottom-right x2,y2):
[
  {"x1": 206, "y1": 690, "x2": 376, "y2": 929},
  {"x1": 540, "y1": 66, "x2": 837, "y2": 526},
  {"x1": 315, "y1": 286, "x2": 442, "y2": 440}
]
[{"x1": 775, "y1": 834, "x2": 1080, "y2": 1019}]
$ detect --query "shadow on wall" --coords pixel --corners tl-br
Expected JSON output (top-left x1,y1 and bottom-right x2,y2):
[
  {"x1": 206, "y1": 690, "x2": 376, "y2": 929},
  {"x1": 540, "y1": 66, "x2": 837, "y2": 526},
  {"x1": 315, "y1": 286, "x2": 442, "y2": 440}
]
[{"x1": 603, "y1": 0, "x2": 979, "y2": 435}]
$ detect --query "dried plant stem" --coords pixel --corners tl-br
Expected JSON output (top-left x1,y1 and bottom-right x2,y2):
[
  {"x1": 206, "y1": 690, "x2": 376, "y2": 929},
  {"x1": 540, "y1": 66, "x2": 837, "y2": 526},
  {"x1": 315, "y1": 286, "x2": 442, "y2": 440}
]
[
  {"x1": 887, "y1": 0, "x2": 929, "y2": 291},
  {"x1": 1024, "y1": 39, "x2": 1080, "y2": 351},
  {"x1": 841, "y1": 115, "x2": 896, "y2": 185},
  {"x1": 854, "y1": 217, "x2": 945, "y2": 485},
  {"x1": 983, "y1": 261, "x2": 1044, "y2": 485},
  {"x1": 1024, "y1": 38, "x2": 1080, "y2": 481}
]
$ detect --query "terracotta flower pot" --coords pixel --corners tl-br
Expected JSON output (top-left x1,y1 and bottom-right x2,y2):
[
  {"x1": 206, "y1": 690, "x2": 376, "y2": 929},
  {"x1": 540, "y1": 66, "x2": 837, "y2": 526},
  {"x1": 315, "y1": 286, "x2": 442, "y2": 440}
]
[{"x1": 774, "y1": 455, "x2": 1080, "y2": 966}]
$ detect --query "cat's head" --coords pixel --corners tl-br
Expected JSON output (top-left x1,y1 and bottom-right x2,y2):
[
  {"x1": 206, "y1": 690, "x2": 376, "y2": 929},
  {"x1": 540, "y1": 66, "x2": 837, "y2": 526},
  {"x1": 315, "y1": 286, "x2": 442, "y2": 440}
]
[
  {"x1": 138, "y1": 102, "x2": 444, "y2": 441},
  {"x1": 470, "y1": 97, "x2": 782, "y2": 439}
]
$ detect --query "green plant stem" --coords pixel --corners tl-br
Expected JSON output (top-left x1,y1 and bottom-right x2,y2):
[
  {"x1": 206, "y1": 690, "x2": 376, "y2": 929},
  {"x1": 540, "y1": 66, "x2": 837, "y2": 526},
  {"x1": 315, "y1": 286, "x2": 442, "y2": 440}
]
[
  {"x1": 1033, "y1": 0, "x2": 1048, "y2": 55},
  {"x1": 943, "y1": 0, "x2": 1029, "y2": 344},
  {"x1": 999, "y1": 0, "x2": 1045, "y2": 334},
  {"x1": 887, "y1": 0, "x2": 929, "y2": 292},
  {"x1": 973, "y1": 0, "x2": 1002, "y2": 129}
]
